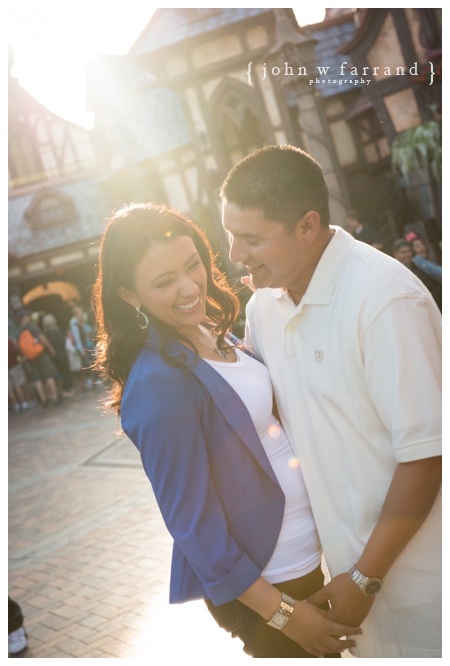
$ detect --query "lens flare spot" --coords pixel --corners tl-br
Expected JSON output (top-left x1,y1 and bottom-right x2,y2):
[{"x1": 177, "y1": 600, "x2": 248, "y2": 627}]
[
  {"x1": 268, "y1": 424, "x2": 281, "y2": 439},
  {"x1": 288, "y1": 457, "x2": 300, "y2": 468},
  {"x1": 165, "y1": 231, "x2": 172, "y2": 237}
]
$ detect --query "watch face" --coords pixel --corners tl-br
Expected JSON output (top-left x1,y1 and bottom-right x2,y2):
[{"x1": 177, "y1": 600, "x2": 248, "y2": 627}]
[{"x1": 365, "y1": 580, "x2": 382, "y2": 596}]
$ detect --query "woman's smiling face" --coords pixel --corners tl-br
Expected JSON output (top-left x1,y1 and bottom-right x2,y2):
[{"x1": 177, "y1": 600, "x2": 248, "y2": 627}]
[{"x1": 118, "y1": 235, "x2": 208, "y2": 332}]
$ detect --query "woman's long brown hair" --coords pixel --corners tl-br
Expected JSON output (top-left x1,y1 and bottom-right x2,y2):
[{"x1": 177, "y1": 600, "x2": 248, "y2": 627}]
[{"x1": 92, "y1": 203, "x2": 239, "y2": 415}]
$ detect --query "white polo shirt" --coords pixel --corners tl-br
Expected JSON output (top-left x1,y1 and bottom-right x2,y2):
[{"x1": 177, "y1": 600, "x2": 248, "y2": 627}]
[{"x1": 245, "y1": 226, "x2": 441, "y2": 658}]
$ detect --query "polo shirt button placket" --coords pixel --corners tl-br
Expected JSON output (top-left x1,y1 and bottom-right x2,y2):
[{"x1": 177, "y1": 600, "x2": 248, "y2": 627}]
[{"x1": 285, "y1": 323, "x2": 296, "y2": 358}]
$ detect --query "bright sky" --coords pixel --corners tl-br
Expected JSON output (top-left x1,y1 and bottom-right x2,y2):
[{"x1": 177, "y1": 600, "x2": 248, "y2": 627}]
[{"x1": 8, "y1": 3, "x2": 326, "y2": 129}]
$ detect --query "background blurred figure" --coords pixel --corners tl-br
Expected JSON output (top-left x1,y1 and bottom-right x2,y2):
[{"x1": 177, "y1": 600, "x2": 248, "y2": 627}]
[
  {"x1": 17, "y1": 309, "x2": 59, "y2": 407},
  {"x1": 405, "y1": 232, "x2": 442, "y2": 283},
  {"x1": 8, "y1": 337, "x2": 29, "y2": 413},
  {"x1": 392, "y1": 239, "x2": 442, "y2": 311},
  {"x1": 42, "y1": 314, "x2": 75, "y2": 398},
  {"x1": 65, "y1": 329, "x2": 85, "y2": 390},
  {"x1": 69, "y1": 305, "x2": 96, "y2": 389},
  {"x1": 8, "y1": 597, "x2": 27, "y2": 656},
  {"x1": 347, "y1": 211, "x2": 384, "y2": 251}
]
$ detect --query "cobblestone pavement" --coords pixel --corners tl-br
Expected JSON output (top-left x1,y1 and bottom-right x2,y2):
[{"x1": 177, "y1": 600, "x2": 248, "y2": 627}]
[{"x1": 9, "y1": 389, "x2": 249, "y2": 659}]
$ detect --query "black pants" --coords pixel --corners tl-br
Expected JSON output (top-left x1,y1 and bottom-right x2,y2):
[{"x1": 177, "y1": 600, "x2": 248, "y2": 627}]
[
  {"x1": 8, "y1": 597, "x2": 24, "y2": 634},
  {"x1": 205, "y1": 566, "x2": 341, "y2": 658}
]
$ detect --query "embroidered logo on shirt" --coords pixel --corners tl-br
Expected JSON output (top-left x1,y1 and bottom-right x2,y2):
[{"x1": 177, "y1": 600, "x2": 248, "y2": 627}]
[{"x1": 315, "y1": 350, "x2": 323, "y2": 362}]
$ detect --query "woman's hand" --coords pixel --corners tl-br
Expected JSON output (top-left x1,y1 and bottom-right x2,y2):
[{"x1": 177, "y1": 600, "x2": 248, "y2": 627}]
[
  {"x1": 281, "y1": 600, "x2": 362, "y2": 657},
  {"x1": 240, "y1": 276, "x2": 256, "y2": 292},
  {"x1": 238, "y1": 577, "x2": 361, "y2": 657}
]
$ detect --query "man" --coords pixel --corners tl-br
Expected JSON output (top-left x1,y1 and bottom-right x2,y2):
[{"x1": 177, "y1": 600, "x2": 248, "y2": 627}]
[
  {"x1": 220, "y1": 146, "x2": 441, "y2": 658},
  {"x1": 17, "y1": 309, "x2": 59, "y2": 407},
  {"x1": 393, "y1": 238, "x2": 442, "y2": 310},
  {"x1": 347, "y1": 211, "x2": 383, "y2": 250}
]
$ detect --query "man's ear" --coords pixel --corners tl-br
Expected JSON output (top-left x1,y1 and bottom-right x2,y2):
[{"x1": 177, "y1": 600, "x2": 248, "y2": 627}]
[
  {"x1": 117, "y1": 286, "x2": 140, "y2": 309},
  {"x1": 295, "y1": 210, "x2": 321, "y2": 244}
]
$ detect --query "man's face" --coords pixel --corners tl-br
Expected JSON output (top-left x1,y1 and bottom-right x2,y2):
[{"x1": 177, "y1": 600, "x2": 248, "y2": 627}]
[{"x1": 222, "y1": 203, "x2": 307, "y2": 290}]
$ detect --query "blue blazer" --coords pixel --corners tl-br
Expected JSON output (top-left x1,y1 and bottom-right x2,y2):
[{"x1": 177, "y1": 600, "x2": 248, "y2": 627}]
[{"x1": 121, "y1": 327, "x2": 285, "y2": 606}]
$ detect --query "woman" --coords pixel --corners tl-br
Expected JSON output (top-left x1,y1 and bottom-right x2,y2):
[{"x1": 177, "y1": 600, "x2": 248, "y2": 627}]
[
  {"x1": 93, "y1": 203, "x2": 361, "y2": 658},
  {"x1": 393, "y1": 239, "x2": 442, "y2": 311},
  {"x1": 407, "y1": 233, "x2": 442, "y2": 283},
  {"x1": 42, "y1": 314, "x2": 75, "y2": 398}
]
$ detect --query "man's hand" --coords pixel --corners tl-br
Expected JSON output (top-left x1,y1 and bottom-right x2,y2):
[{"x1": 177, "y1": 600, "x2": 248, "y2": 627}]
[
  {"x1": 307, "y1": 573, "x2": 375, "y2": 627},
  {"x1": 281, "y1": 598, "x2": 362, "y2": 657},
  {"x1": 238, "y1": 575, "x2": 361, "y2": 657}
]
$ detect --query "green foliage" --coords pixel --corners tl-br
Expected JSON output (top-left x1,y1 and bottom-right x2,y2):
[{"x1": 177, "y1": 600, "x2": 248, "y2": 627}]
[{"x1": 391, "y1": 121, "x2": 442, "y2": 183}]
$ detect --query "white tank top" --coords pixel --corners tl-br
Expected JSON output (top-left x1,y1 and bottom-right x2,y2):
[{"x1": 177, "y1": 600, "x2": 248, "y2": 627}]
[{"x1": 204, "y1": 347, "x2": 321, "y2": 583}]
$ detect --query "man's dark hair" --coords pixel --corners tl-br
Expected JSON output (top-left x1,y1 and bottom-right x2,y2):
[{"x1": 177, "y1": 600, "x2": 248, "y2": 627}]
[{"x1": 220, "y1": 145, "x2": 330, "y2": 229}]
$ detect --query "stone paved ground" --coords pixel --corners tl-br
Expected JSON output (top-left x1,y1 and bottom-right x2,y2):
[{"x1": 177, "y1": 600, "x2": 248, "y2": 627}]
[{"x1": 9, "y1": 389, "x2": 250, "y2": 659}]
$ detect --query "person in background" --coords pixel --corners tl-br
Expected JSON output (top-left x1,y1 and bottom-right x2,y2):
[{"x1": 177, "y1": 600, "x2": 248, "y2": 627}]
[
  {"x1": 65, "y1": 329, "x2": 84, "y2": 389},
  {"x1": 31, "y1": 310, "x2": 45, "y2": 330},
  {"x1": 347, "y1": 211, "x2": 383, "y2": 251},
  {"x1": 70, "y1": 305, "x2": 95, "y2": 389},
  {"x1": 8, "y1": 337, "x2": 29, "y2": 413},
  {"x1": 42, "y1": 314, "x2": 75, "y2": 398},
  {"x1": 393, "y1": 239, "x2": 442, "y2": 310},
  {"x1": 16, "y1": 309, "x2": 59, "y2": 407},
  {"x1": 405, "y1": 232, "x2": 442, "y2": 283},
  {"x1": 8, "y1": 597, "x2": 27, "y2": 656},
  {"x1": 9, "y1": 316, "x2": 19, "y2": 340}
]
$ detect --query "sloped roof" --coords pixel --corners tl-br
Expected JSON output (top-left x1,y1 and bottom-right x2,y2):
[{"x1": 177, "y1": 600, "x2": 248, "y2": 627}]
[
  {"x1": 8, "y1": 176, "x2": 110, "y2": 258},
  {"x1": 130, "y1": 8, "x2": 272, "y2": 55},
  {"x1": 87, "y1": 56, "x2": 191, "y2": 164},
  {"x1": 310, "y1": 17, "x2": 362, "y2": 97}
]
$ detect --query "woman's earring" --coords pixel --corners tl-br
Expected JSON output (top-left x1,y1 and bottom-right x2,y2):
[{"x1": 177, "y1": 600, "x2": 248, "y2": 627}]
[{"x1": 136, "y1": 306, "x2": 149, "y2": 330}]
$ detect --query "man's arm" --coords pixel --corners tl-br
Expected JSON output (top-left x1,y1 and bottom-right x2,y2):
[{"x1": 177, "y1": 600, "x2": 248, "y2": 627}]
[
  {"x1": 308, "y1": 294, "x2": 441, "y2": 624},
  {"x1": 38, "y1": 333, "x2": 55, "y2": 357},
  {"x1": 28, "y1": 323, "x2": 55, "y2": 356},
  {"x1": 308, "y1": 456, "x2": 441, "y2": 625}
]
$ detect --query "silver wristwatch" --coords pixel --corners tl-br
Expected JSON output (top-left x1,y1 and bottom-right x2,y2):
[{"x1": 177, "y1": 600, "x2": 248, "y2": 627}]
[
  {"x1": 348, "y1": 565, "x2": 383, "y2": 597},
  {"x1": 267, "y1": 592, "x2": 295, "y2": 630}
]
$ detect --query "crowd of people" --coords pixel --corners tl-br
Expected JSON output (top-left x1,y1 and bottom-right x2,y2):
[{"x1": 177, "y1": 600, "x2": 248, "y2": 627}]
[
  {"x1": 346, "y1": 213, "x2": 442, "y2": 311},
  {"x1": 8, "y1": 304, "x2": 99, "y2": 414}
]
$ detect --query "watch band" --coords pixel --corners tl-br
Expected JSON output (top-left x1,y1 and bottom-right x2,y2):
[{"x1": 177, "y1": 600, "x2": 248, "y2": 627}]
[
  {"x1": 267, "y1": 592, "x2": 295, "y2": 630},
  {"x1": 348, "y1": 565, "x2": 383, "y2": 597}
]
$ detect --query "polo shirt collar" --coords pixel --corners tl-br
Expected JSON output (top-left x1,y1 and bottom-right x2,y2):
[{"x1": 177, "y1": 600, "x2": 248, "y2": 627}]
[
  {"x1": 270, "y1": 225, "x2": 355, "y2": 306},
  {"x1": 302, "y1": 226, "x2": 354, "y2": 305}
]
